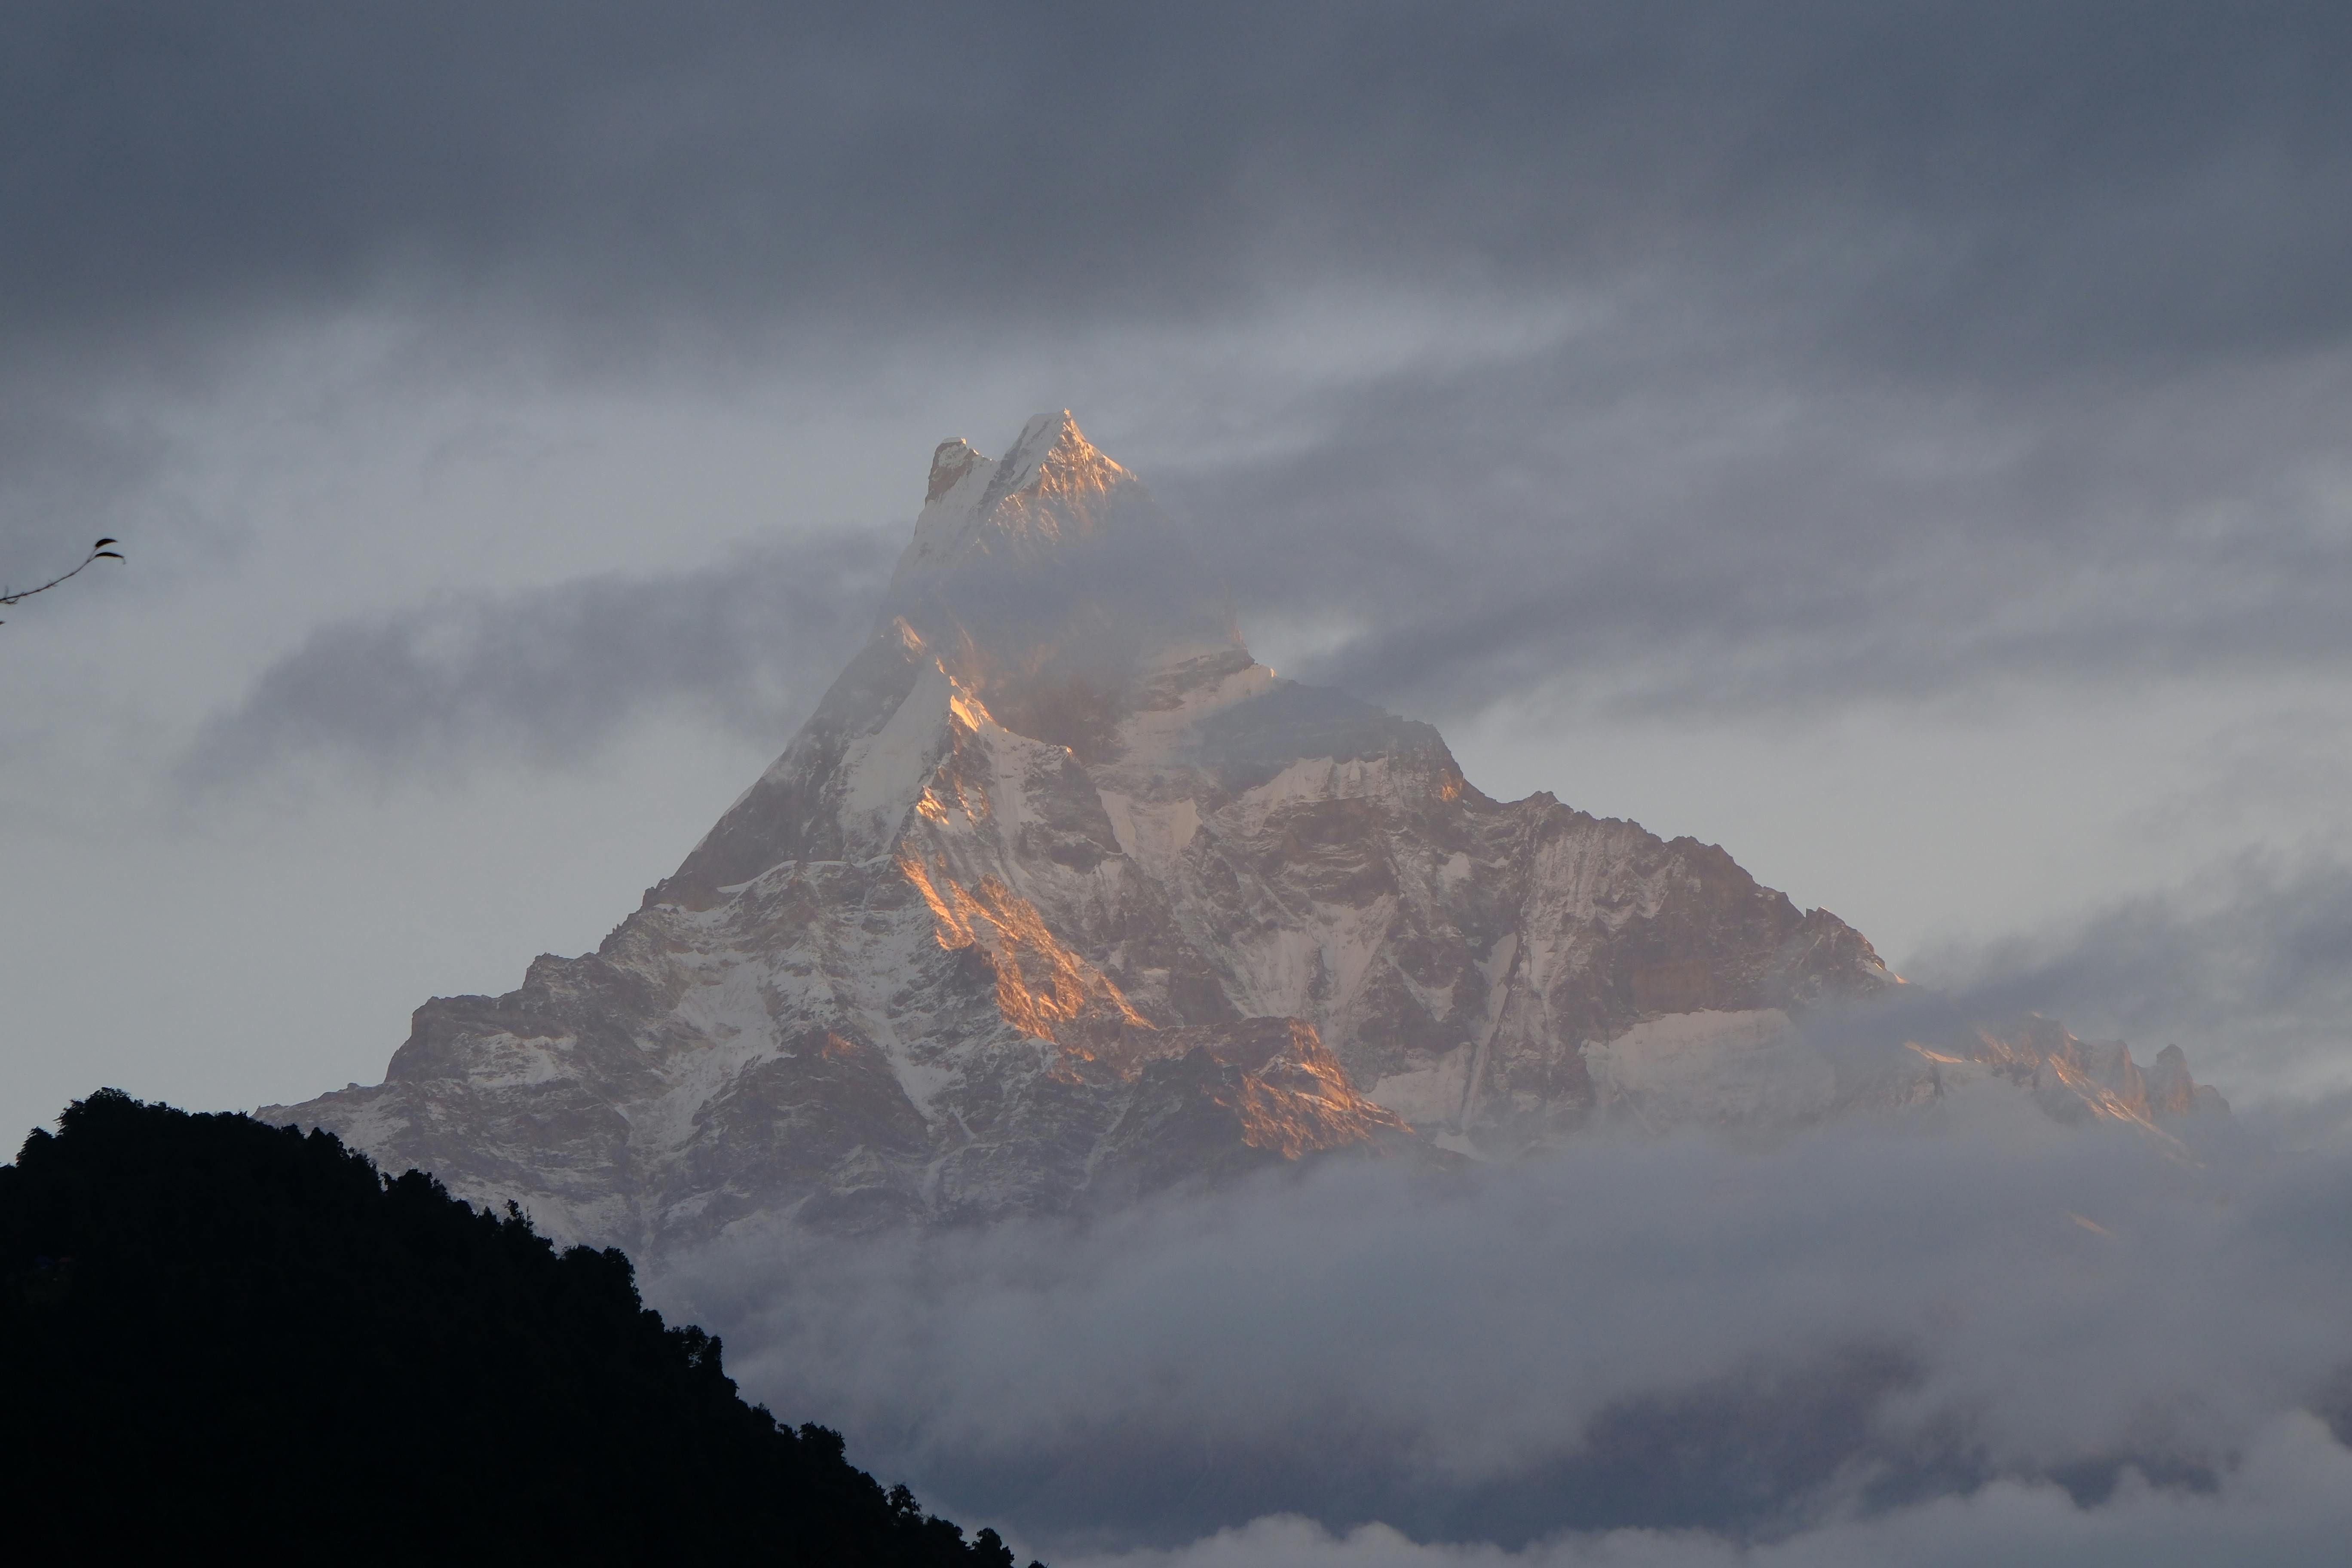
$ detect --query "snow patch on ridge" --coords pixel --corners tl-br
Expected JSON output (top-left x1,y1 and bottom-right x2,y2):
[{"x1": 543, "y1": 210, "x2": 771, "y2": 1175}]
[
  {"x1": 1228, "y1": 754, "x2": 1405, "y2": 831},
  {"x1": 991, "y1": 409, "x2": 1075, "y2": 496},
  {"x1": 462, "y1": 1032, "x2": 578, "y2": 1090},
  {"x1": 836, "y1": 661, "x2": 957, "y2": 846},
  {"x1": 1369, "y1": 1045, "x2": 1474, "y2": 1128},
  {"x1": 1584, "y1": 1009, "x2": 1835, "y2": 1127},
  {"x1": 893, "y1": 442, "x2": 1000, "y2": 580},
  {"x1": 1110, "y1": 659, "x2": 1277, "y2": 766},
  {"x1": 1098, "y1": 790, "x2": 1200, "y2": 873}
]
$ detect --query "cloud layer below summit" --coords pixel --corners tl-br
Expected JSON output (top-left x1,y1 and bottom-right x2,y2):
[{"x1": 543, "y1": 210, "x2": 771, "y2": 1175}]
[{"x1": 659, "y1": 1089, "x2": 2352, "y2": 1562}]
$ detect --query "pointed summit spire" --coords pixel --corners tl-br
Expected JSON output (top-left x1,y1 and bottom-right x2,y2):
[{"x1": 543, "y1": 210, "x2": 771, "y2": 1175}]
[
  {"x1": 980, "y1": 408, "x2": 1125, "y2": 509},
  {"x1": 926, "y1": 438, "x2": 984, "y2": 502},
  {"x1": 1000, "y1": 409, "x2": 1081, "y2": 484},
  {"x1": 892, "y1": 408, "x2": 1136, "y2": 588}
]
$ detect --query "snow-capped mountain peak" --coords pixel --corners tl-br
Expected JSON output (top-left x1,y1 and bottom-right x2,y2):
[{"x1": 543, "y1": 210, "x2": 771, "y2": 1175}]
[
  {"x1": 985, "y1": 407, "x2": 1124, "y2": 504},
  {"x1": 894, "y1": 409, "x2": 1134, "y2": 586},
  {"x1": 264, "y1": 413, "x2": 2224, "y2": 1253}
]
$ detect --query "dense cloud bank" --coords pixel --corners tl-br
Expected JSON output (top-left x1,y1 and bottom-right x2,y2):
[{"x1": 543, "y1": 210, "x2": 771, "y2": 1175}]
[
  {"x1": 658, "y1": 1083, "x2": 2352, "y2": 1560},
  {"x1": 8, "y1": 3, "x2": 2350, "y2": 366}
]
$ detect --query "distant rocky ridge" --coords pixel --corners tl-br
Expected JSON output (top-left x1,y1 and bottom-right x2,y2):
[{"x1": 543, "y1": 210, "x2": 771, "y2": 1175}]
[
  {"x1": 266, "y1": 412, "x2": 2222, "y2": 1255},
  {"x1": 1926, "y1": 1018, "x2": 2228, "y2": 1125}
]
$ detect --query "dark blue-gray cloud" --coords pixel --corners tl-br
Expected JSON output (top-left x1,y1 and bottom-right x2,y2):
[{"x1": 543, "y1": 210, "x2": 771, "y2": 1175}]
[
  {"x1": 15, "y1": 1, "x2": 2352, "y2": 729},
  {"x1": 5, "y1": 3, "x2": 2349, "y2": 377}
]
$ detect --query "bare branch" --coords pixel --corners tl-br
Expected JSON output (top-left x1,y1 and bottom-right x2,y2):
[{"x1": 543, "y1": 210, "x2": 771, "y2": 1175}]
[{"x1": 0, "y1": 539, "x2": 126, "y2": 623}]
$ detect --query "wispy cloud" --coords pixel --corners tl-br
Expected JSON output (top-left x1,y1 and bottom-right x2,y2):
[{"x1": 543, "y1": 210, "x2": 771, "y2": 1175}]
[
  {"x1": 1906, "y1": 856, "x2": 2352, "y2": 1099},
  {"x1": 176, "y1": 528, "x2": 894, "y2": 787},
  {"x1": 1163, "y1": 343, "x2": 2352, "y2": 720}
]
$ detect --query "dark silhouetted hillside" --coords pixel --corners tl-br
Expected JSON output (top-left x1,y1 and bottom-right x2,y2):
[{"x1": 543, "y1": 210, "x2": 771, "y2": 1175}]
[{"x1": 0, "y1": 1090, "x2": 1035, "y2": 1565}]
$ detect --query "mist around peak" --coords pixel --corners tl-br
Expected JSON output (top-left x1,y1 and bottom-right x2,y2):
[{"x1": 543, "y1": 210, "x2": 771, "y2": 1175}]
[{"x1": 882, "y1": 409, "x2": 1247, "y2": 745}]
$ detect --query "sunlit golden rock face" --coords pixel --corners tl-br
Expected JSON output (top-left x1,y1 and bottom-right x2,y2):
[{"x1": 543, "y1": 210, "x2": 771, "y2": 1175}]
[
  {"x1": 265, "y1": 410, "x2": 2222, "y2": 1251},
  {"x1": 973, "y1": 412, "x2": 1130, "y2": 548},
  {"x1": 1083, "y1": 1017, "x2": 1420, "y2": 1206},
  {"x1": 897, "y1": 851, "x2": 1150, "y2": 1044},
  {"x1": 1188, "y1": 1017, "x2": 1413, "y2": 1160}
]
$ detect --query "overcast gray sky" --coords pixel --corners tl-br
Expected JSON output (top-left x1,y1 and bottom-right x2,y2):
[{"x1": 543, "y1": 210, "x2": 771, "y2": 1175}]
[{"x1": 6, "y1": 0, "x2": 2352, "y2": 1136}]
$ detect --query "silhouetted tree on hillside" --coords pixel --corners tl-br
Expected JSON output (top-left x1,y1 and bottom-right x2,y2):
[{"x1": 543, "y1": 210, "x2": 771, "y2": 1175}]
[{"x1": 0, "y1": 1089, "x2": 1036, "y2": 1565}]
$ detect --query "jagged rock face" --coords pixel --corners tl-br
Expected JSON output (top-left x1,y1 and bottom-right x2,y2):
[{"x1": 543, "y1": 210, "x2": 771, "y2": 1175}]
[{"x1": 265, "y1": 411, "x2": 2219, "y2": 1253}]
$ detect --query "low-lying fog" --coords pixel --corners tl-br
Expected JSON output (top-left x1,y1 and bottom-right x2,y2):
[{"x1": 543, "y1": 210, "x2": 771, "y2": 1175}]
[{"x1": 657, "y1": 1079, "x2": 2352, "y2": 1565}]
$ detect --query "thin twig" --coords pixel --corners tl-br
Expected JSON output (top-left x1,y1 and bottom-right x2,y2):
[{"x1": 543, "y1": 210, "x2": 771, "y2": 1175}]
[{"x1": 0, "y1": 539, "x2": 125, "y2": 622}]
